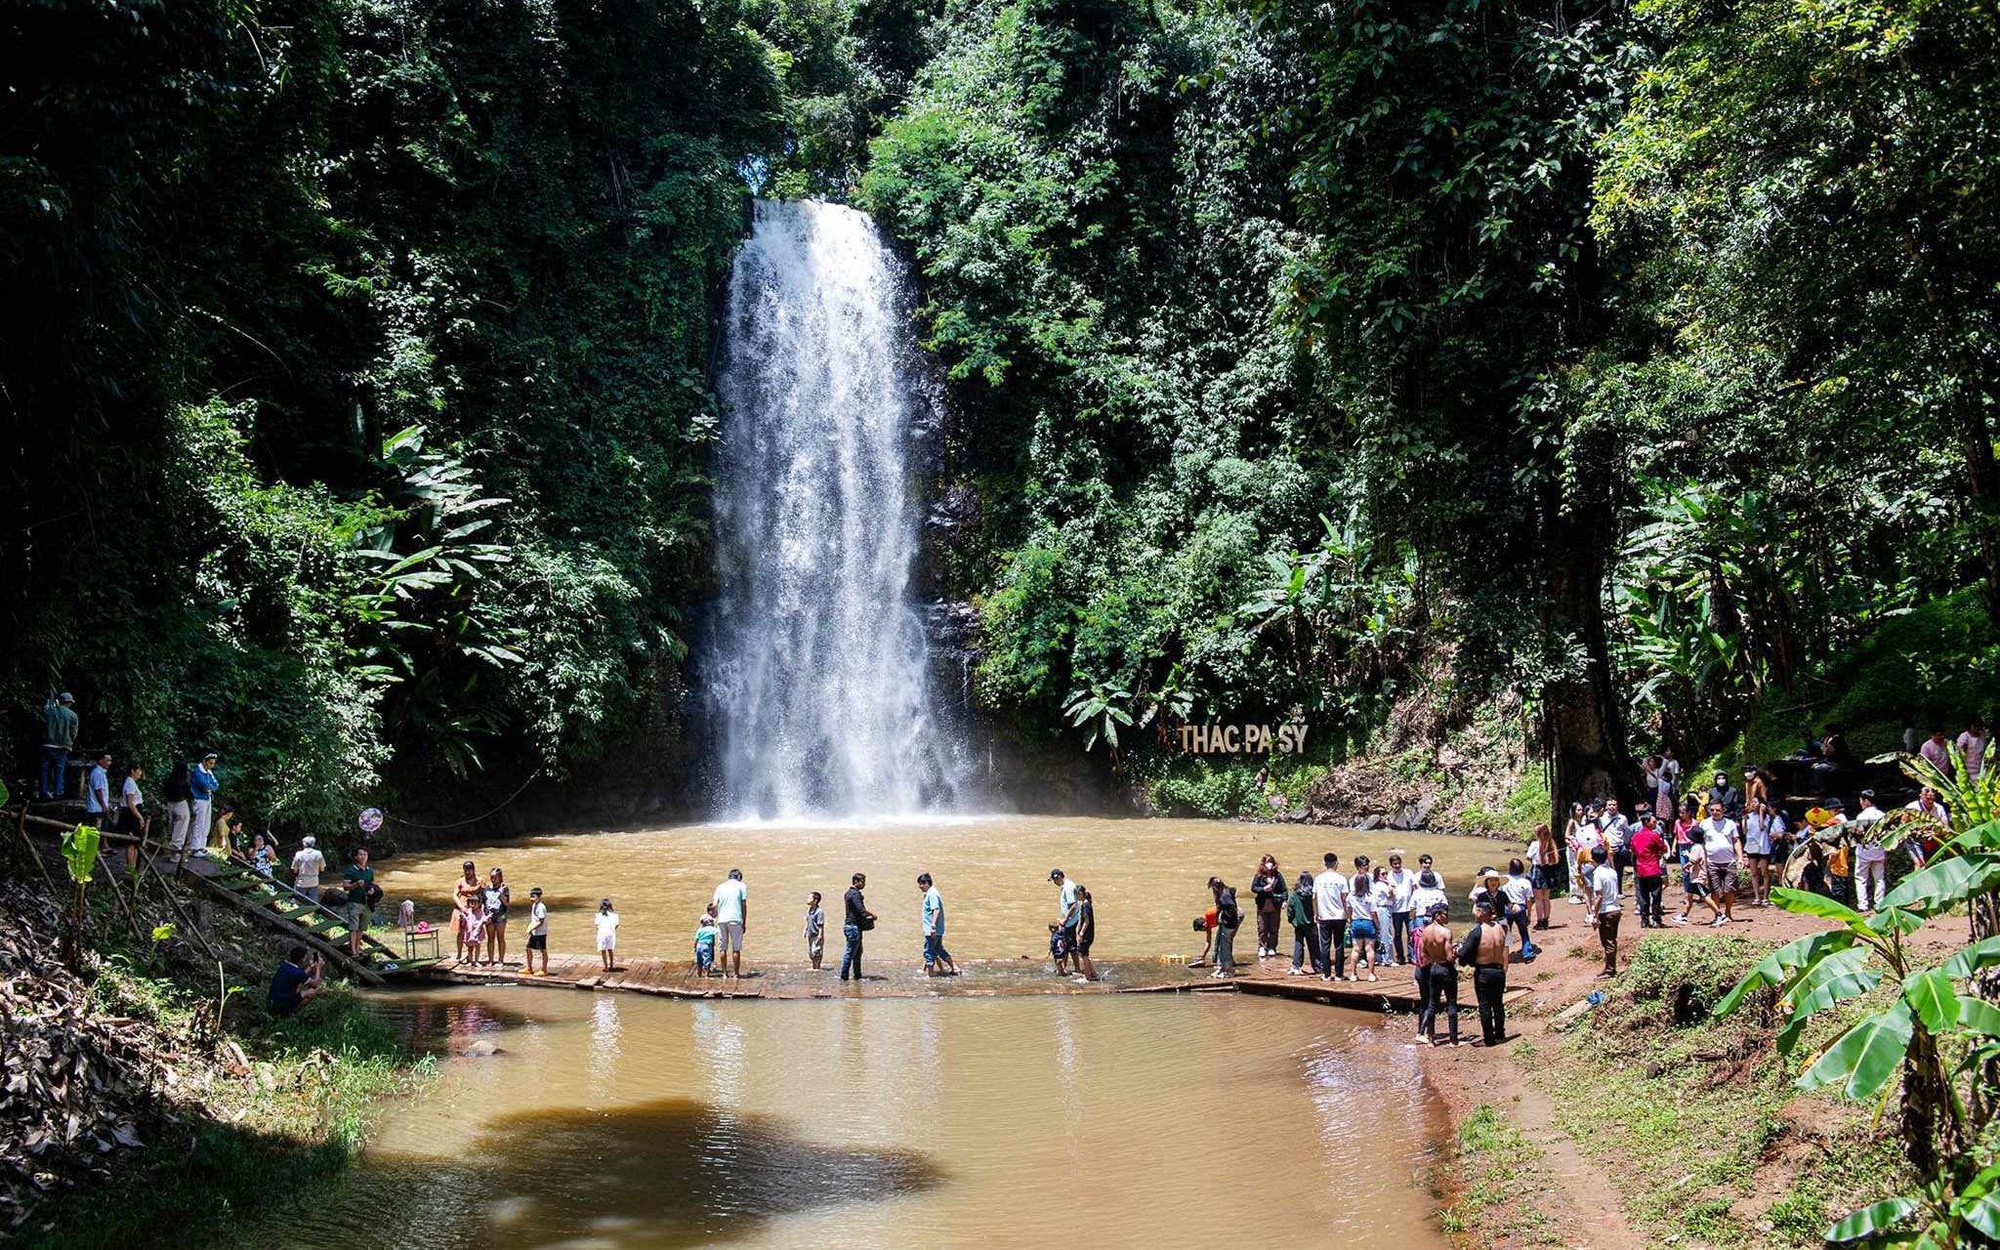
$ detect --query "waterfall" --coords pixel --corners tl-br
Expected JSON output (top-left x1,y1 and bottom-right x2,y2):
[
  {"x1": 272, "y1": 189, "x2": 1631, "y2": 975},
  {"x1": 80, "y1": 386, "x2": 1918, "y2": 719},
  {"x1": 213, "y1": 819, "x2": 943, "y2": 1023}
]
[{"x1": 707, "y1": 200, "x2": 967, "y2": 820}]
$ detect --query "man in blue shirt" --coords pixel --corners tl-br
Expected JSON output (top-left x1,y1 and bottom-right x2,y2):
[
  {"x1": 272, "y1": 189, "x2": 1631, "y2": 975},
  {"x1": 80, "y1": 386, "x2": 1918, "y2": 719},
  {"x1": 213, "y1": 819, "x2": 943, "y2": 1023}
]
[
  {"x1": 267, "y1": 946, "x2": 323, "y2": 1016},
  {"x1": 919, "y1": 872, "x2": 957, "y2": 976},
  {"x1": 188, "y1": 752, "x2": 219, "y2": 853}
]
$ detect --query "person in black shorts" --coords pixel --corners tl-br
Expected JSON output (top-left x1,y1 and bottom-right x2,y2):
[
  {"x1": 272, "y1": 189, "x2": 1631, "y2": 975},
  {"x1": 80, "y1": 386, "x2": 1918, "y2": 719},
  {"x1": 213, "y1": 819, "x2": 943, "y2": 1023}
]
[{"x1": 1071, "y1": 884, "x2": 1098, "y2": 981}]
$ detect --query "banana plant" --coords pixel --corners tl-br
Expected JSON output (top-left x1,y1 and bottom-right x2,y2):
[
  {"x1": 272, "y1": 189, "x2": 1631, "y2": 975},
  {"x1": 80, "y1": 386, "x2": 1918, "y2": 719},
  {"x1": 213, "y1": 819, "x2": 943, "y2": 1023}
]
[
  {"x1": 58, "y1": 823, "x2": 101, "y2": 970},
  {"x1": 1713, "y1": 820, "x2": 2000, "y2": 1245}
]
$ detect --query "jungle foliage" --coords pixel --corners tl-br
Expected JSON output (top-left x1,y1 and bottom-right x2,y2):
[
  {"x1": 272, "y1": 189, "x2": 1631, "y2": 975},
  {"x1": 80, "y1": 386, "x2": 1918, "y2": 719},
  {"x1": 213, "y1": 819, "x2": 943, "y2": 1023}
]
[
  {"x1": 5, "y1": 0, "x2": 1999, "y2": 830},
  {"x1": 862, "y1": 0, "x2": 2000, "y2": 805}
]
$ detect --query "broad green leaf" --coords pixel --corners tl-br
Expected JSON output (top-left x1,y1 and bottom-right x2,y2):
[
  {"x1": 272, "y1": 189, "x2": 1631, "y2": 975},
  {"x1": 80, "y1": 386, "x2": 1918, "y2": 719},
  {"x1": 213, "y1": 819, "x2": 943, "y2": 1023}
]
[
  {"x1": 1770, "y1": 887, "x2": 1868, "y2": 927},
  {"x1": 60, "y1": 824, "x2": 100, "y2": 885},
  {"x1": 1865, "y1": 906, "x2": 1924, "y2": 937},
  {"x1": 1797, "y1": 1001, "x2": 1914, "y2": 1101},
  {"x1": 1880, "y1": 857, "x2": 2000, "y2": 913},
  {"x1": 1965, "y1": 1189, "x2": 2000, "y2": 1241},
  {"x1": 1941, "y1": 937, "x2": 2000, "y2": 980},
  {"x1": 1902, "y1": 967, "x2": 1957, "y2": 1034},
  {"x1": 1825, "y1": 1195, "x2": 1919, "y2": 1244},
  {"x1": 1956, "y1": 995, "x2": 2000, "y2": 1036},
  {"x1": 1714, "y1": 928, "x2": 1857, "y2": 1018},
  {"x1": 1778, "y1": 949, "x2": 1882, "y2": 1053}
]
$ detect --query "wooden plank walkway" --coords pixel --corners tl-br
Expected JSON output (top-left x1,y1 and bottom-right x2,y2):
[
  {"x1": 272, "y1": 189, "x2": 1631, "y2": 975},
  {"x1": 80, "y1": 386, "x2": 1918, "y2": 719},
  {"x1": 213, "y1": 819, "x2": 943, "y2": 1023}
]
[{"x1": 416, "y1": 952, "x2": 1527, "y2": 1009}]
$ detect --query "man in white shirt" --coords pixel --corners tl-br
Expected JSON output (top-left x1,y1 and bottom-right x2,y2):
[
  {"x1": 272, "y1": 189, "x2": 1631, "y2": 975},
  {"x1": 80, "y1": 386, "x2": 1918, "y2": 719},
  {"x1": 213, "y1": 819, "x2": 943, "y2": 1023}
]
[
  {"x1": 1383, "y1": 851, "x2": 1417, "y2": 965},
  {"x1": 712, "y1": 868, "x2": 749, "y2": 979},
  {"x1": 291, "y1": 836, "x2": 327, "y2": 903},
  {"x1": 1587, "y1": 846, "x2": 1622, "y2": 978},
  {"x1": 83, "y1": 752, "x2": 112, "y2": 818},
  {"x1": 1312, "y1": 853, "x2": 1351, "y2": 981},
  {"x1": 1850, "y1": 790, "x2": 1889, "y2": 912},
  {"x1": 1697, "y1": 800, "x2": 1742, "y2": 925},
  {"x1": 1959, "y1": 720, "x2": 1990, "y2": 783}
]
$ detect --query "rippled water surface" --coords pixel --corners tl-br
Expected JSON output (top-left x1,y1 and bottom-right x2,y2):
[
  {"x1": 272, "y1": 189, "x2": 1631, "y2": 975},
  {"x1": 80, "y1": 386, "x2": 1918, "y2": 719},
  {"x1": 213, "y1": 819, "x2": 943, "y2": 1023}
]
[
  {"x1": 378, "y1": 815, "x2": 1500, "y2": 964},
  {"x1": 239, "y1": 988, "x2": 1450, "y2": 1249}
]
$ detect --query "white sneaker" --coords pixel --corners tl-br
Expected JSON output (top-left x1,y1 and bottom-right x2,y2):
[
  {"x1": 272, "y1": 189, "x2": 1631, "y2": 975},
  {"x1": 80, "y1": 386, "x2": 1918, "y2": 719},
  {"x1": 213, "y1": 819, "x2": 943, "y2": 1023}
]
[
  {"x1": 1672, "y1": 916, "x2": 1689, "y2": 925},
  {"x1": 1287, "y1": 966, "x2": 1307, "y2": 976},
  {"x1": 1709, "y1": 916, "x2": 1729, "y2": 927}
]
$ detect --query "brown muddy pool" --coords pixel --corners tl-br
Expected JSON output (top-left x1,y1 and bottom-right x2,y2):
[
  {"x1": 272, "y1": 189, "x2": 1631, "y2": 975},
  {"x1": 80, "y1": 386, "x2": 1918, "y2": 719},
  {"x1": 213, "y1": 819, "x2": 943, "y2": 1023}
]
[
  {"x1": 377, "y1": 815, "x2": 1503, "y2": 965},
  {"x1": 237, "y1": 986, "x2": 1451, "y2": 1249}
]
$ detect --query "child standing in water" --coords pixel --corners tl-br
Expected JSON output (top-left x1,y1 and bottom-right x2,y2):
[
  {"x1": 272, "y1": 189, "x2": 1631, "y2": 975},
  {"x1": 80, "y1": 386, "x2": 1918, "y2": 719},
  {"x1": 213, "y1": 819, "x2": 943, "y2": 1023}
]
[
  {"x1": 804, "y1": 892, "x2": 825, "y2": 970},
  {"x1": 596, "y1": 897, "x2": 619, "y2": 972},
  {"x1": 694, "y1": 905, "x2": 719, "y2": 977}
]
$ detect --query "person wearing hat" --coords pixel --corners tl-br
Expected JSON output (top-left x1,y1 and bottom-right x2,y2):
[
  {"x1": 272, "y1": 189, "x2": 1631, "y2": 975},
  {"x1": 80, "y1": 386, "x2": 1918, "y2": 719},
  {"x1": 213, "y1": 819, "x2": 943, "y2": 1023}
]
[
  {"x1": 525, "y1": 887, "x2": 550, "y2": 975},
  {"x1": 1850, "y1": 789, "x2": 1889, "y2": 912},
  {"x1": 291, "y1": 835, "x2": 327, "y2": 904},
  {"x1": 188, "y1": 751, "x2": 220, "y2": 855},
  {"x1": 1050, "y1": 869, "x2": 1081, "y2": 975},
  {"x1": 1414, "y1": 901, "x2": 1460, "y2": 1046},
  {"x1": 39, "y1": 691, "x2": 78, "y2": 800},
  {"x1": 1456, "y1": 897, "x2": 1510, "y2": 1046}
]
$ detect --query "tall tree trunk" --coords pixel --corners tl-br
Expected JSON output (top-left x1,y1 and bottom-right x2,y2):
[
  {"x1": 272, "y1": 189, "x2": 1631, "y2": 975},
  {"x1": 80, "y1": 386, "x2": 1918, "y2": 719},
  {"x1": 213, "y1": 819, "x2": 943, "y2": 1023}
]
[
  {"x1": 1543, "y1": 514, "x2": 1630, "y2": 824},
  {"x1": 1959, "y1": 396, "x2": 2000, "y2": 624}
]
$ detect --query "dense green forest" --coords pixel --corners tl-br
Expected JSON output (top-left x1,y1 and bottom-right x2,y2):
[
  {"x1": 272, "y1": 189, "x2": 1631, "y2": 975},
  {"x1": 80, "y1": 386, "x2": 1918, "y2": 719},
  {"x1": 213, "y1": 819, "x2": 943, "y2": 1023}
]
[{"x1": 5, "y1": 0, "x2": 1998, "y2": 827}]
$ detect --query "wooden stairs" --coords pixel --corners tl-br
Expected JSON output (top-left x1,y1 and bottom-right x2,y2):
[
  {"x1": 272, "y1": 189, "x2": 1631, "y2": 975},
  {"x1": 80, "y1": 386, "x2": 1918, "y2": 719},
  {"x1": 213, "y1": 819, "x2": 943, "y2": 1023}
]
[
  {"x1": 10, "y1": 806, "x2": 433, "y2": 985},
  {"x1": 181, "y1": 856, "x2": 433, "y2": 985}
]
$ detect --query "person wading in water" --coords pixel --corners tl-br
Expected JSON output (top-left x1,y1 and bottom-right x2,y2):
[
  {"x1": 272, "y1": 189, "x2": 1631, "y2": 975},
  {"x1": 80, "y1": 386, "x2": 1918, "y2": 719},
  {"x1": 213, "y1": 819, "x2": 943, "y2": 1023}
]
[{"x1": 840, "y1": 873, "x2": 874, "y2": 983}]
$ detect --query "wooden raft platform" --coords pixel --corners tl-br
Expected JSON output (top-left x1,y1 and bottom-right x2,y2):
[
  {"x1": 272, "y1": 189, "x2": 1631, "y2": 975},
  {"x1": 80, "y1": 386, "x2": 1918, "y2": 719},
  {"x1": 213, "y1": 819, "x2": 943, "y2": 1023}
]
[{"x1": 415, "y1": 953, "x2": 1528, "y2": 1009}]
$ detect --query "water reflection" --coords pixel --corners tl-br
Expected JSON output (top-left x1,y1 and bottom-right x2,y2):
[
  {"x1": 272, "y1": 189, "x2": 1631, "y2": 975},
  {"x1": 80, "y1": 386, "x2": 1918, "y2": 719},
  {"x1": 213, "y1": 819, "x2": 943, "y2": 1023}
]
[
  {"x1": 253, "y1": 1098, "x2": 942, "y2": 1249},
  {"x1": 237, "y1": 991, "x2": 1450, "y2": 1249}
]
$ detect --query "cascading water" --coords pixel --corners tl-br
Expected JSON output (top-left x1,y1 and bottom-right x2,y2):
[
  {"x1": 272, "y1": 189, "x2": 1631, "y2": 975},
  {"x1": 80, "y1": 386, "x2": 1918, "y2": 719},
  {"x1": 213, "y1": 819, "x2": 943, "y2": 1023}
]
[{"x1": 707, "y1": 199, "x2": 968, "y2": 820}]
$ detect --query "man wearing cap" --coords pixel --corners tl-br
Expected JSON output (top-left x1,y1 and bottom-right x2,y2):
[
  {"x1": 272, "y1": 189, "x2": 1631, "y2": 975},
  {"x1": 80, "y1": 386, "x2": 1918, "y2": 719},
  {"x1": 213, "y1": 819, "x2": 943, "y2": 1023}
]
[
  {"x1": 188, "y1": 751, "x2": 219, "y2": 854},
  {"x1": 291, "y1": 835, "x2": 327, "y2": 903},
  {"x1": 39, "y1": 692, "x2": 78, "y2": 800},
  {"x1": 1457, "y1": 897, "x2": 1510, "y2": 1046},
  {"x1": 1050, "y1": 869, "x2": 1080, "y2": 975},
  {"x1": 1850, "y1": 789, "x2": 1889, "y2": 912}
]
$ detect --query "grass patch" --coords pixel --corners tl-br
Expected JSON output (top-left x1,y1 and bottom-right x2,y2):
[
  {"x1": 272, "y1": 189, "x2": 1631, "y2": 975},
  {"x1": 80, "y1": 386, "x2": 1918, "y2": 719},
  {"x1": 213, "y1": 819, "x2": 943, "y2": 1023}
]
[
  {"x1": 1459, "y1": 767, "x2": 1551, "y2": 838},
  {"x1": 1436, "y1": 1104, "x2": 1556, "y2": 1244},
  {"x1": 21, "y1": 971, "x2": 431, "y2": 1250},
  {"x1": 1136, "y1": 745, "x2": 1339, "y2": 818},
  {"x1": 1528, "y1": 936, "x2": 1913, "y2": 1248}
]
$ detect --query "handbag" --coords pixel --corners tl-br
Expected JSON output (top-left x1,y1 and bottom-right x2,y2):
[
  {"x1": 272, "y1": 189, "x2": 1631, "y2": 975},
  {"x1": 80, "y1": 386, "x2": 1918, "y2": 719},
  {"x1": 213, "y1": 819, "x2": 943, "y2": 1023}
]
[{"x1": 858, "y1": 914, "x2": 876, "y2": 932}]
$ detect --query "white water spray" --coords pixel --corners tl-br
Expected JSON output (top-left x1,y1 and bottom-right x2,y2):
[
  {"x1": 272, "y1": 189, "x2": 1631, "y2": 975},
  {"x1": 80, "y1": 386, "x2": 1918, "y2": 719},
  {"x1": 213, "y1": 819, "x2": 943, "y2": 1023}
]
[{"x1": 708, "y1": 200, "x2": 967, "y2": 819}]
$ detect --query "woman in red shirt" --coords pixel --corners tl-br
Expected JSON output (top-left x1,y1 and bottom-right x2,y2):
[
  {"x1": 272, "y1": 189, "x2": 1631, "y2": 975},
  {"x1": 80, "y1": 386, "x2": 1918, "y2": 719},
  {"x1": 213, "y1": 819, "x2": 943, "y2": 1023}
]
[{"x1": 1630, "y1": 814, "x2": 1669, "y2": 928}]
